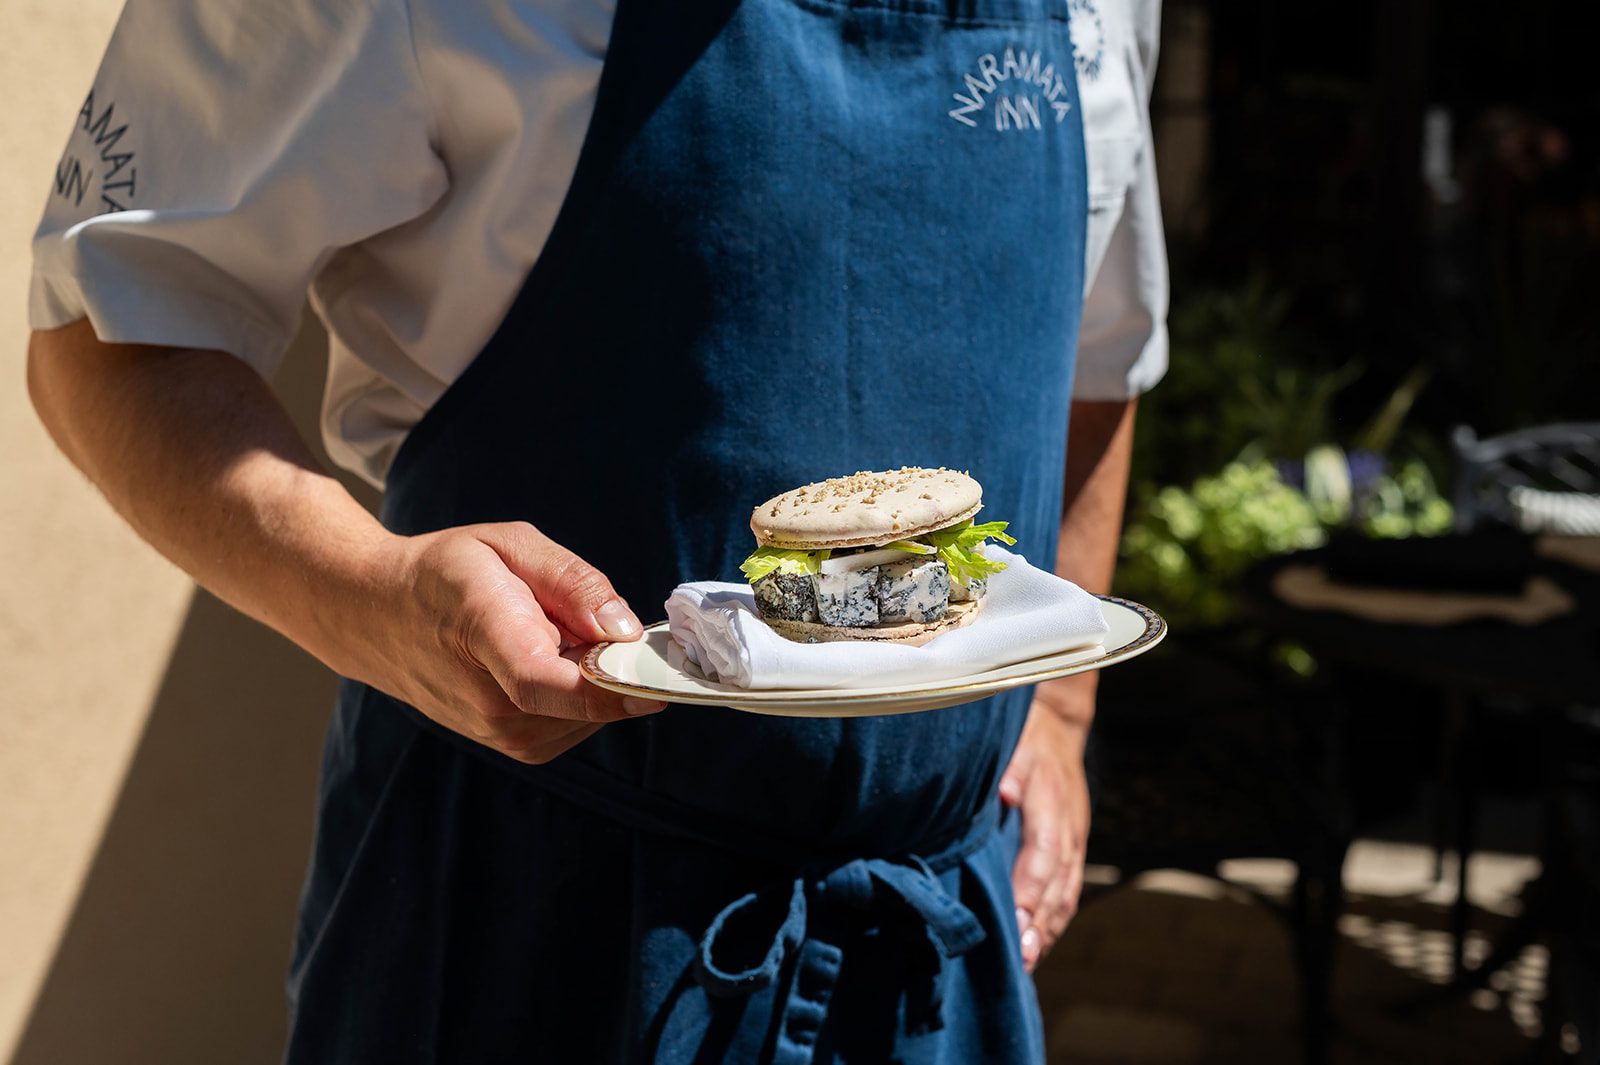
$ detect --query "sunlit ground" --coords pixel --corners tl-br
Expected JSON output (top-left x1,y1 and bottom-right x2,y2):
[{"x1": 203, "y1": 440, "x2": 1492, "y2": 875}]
[{"x1": 1038, "y1": 842, "x2": 1552, "y2": 1064}]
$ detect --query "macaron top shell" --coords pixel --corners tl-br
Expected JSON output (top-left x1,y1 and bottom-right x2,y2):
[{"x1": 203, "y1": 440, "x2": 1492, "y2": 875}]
[{"x1": 750, "y1": 467, "x2": 983, "y2": 549}]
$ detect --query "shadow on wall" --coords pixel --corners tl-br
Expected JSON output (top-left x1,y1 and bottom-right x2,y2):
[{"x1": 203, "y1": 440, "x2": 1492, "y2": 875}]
[{"x1": 11, "y1": 316, "x2": 377, "y2": 1065}]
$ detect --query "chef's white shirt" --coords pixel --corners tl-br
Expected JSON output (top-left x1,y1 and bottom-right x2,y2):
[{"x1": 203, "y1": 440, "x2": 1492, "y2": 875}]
[{"x1": 30, "y1": 0, "x2": 1169, "y2": 487}]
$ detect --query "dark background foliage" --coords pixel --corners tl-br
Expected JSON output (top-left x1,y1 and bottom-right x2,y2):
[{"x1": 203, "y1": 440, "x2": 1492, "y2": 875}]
[{"x1": 1139, "y1": 0, "x2": 1600, "y2": 493}]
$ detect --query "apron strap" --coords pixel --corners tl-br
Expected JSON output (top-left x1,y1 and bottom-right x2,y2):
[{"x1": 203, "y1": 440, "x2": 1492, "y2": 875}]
[{"x1": 695, "y1": 810, "x2": 996, "y2": 1062}]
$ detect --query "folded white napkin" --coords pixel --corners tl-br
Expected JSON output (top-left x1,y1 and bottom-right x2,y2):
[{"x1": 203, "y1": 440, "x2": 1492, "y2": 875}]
[{"x1": 665, "y1": 547, "x2": 1109, "y2": 690}]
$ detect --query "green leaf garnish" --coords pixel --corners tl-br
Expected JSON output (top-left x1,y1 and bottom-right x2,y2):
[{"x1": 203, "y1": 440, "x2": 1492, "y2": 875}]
[
  {"x1": 883, "y1": 539, "x2": 936, "y2": 554},
  {"x1": 738, "y1": 521, "x2": 1016, "y2": 588},
  {"x1": 923, "y1": 519, "x2": 1016, "y2": 586},
  {"x1": 957, "y1": 520, "x2": 1017, "y2": 548},
  {"x1": 739, "y1": 547, "x2": 831, "y2": 583}
]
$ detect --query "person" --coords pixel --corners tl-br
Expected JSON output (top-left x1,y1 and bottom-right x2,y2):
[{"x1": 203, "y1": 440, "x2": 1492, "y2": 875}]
[{"x1": 27, "y1": 0, "x2": 1168, "y2": 1058}]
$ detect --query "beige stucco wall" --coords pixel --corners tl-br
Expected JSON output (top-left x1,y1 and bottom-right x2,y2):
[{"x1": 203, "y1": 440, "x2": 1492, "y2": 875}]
[{"x1": 1, "y1": 6, "x2": 362, "y2": 1063}]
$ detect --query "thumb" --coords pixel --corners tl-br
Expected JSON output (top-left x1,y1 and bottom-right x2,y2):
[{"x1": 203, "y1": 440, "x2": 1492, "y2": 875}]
[
  {"x1": 475, "y1": 522, "x2": 643, "y2": 644},
  {"x1": 1000, "y1": 743, "x2": 1033, "y2": 807},
  {"x1": 999, "y1": 768, "x2": 1026, "y2": 807}
]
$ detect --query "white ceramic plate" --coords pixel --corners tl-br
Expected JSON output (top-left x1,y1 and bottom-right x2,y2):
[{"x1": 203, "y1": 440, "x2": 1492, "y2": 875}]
[{"x1": 580, "y1": 595, "x2": 1165, "y2": 717}]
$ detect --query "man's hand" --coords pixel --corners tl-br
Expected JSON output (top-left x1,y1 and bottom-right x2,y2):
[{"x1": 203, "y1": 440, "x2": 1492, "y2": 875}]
[
  {"x1": 1001, "y1": 677, "x2": 1094, "y2": 973},
  {"x1": 356, "y1": 521, "x2": 665, "y2": 766}
]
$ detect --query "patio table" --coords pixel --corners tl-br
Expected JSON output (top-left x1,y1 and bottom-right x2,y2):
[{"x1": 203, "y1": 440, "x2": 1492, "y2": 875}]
[{"x1": 1241, "y1": 531, "x2": 1600, "y2": 1059}]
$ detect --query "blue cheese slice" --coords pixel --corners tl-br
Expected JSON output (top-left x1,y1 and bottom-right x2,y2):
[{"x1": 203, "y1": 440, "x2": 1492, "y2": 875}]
[
  {"x1": 877, "y1": 558, "x2": 951, "y2": 623},
  {"x1": 814, "y1": 567, "x2": 880, "y2": 627},
  {"x1": 752, "y1": 572, "x2": 819, "y2": 622},
  {"x1": 948, "y1": 574, "x2": 988, "y2": 603}
]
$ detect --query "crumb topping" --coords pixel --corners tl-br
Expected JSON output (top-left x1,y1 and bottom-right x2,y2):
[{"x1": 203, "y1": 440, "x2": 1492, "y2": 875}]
[{"x1": 750, "y1": 466, "x2": 983, "y2": 548}]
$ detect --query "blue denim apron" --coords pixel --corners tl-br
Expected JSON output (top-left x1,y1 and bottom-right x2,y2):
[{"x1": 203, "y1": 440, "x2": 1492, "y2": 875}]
[{"x1": 285, "y1": 0, "x2": 1085, "y2": 1059}]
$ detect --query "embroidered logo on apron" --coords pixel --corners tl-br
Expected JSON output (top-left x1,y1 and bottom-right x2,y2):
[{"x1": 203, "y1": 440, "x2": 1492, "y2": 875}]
[
  {"x1": 947, "y1": 47, "x2": 1072, "y2": 131},
  {"x1": 1067, "y1": 0, "x2": 1106, "y2": 81}
]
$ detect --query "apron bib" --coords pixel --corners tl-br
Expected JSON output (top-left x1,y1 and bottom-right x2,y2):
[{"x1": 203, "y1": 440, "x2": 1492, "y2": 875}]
[{"x1": 287, "y1": 0, "x2": 1086, "y2": 1059}]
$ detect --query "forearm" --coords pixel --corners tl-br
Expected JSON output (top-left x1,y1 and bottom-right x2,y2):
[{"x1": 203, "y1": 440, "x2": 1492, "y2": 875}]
[
  {"x1": 1034, "y1": 397, "x2": 1138, "y2": 735},
  {"x1": 1005, "y1": 397, "x2": 1136, "y2": 956},
  {"x1": 1056, "y1": 398, "x2": 1136, "y2": 595},
  {"x1": 27, "y1": 319, "x2": 396, "y2": 678}
]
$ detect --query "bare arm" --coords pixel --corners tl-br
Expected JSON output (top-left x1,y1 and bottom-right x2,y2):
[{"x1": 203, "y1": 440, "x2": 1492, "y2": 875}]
[
  {"x1": 29, "y1": 320, "x2": 392, "y2": 672},
  {"x1": 1003, "y1": 396, "x2": 1137, "y2": 970},
  {"x1": 28, "y1": 320, "x2": 662, "y2": 761},
  {"x1": 1039, "y1": 397, "x2": 1138, "y2": 725}
]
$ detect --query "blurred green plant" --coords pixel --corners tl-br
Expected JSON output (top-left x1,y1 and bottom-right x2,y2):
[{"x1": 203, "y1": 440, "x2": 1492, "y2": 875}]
[
  {"x1": 1358, "y1": 458, "x2": 1455, "y2": 540},
  {"x1": 1121, "y1": 461, "x2": 1324, "y2": 628},
  {"x1": 1118, "y1": 450, "x2": 1454, "y2": 631},
  {"x1": 1120, "y1": 276, "x2": 1456, "y2": 633}
]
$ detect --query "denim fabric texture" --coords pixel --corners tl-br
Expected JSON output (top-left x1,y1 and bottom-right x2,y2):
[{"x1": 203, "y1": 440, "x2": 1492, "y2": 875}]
[{"x1": 287, "y1": 0, "x2": 1087, "y2": 1058}]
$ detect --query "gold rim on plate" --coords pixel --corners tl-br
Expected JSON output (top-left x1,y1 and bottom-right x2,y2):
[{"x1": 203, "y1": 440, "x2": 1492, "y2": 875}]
[{"x1": 579, "y1": 594, "x2": 1165, "y2": 707}]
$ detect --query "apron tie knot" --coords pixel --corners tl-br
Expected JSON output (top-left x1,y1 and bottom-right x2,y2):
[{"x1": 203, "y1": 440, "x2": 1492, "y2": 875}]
[{"x1": 696, "y1": 852, "x2": 987, "y2": 1063}]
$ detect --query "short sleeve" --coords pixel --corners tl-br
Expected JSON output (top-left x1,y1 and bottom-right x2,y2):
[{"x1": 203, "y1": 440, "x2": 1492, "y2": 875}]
[
  {"x1": 1072, "y1": 0, "x2": 1169, "y2": 401},
  {"x1": 1073, "y1": 131, "x2": 1169, "y2": 399},
  {"x1": 29, "y1": 0, "x2": 448, "y2": 378}
]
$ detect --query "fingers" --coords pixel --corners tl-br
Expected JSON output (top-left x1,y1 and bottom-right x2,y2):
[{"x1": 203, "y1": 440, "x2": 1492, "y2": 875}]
[
  {"x1": 1011, "y1": 770, "x2": 1060, "y2": 916},
  {"x1": 1055, "y1": 775, "x2": 1092, "y2": 945},
  {"x1": 476, "y1": 522, "x2": 643, "y2": 645},
  {"x1": 1012, "y1": 770, "x2": 1062, "y2": 972},
  {"x1": 479, "y1": 705, "x2": 607, "y2": 765},
  {"x1": 498, "y1": 720, "x2": 606, "y2": 766},
  {"x1": 460, "y1": 673, "x2": 635, "y2": 763},
  {"x1": 462, "y1": 596, "x2": 664, "y2": 723},
  {"x1": 513, "y1": 654, "x2": 666, "y2": 722},
  {"x1": 1021, "y1": 822, "x2": 1086, "y2": 972},
  {"x1": 1033, "y1": 848, "x2": 1072, "y2": 957},
  {"x1": 1060, "y1": 846, "x2": 1085, "y2": 929},
  {"x1": 443, "y1": 530, "x2": 666, "y2": 725},
  {"x1": 1011, "y1": 761, "x2": 1093, "y2": 972},
  {"x1": 471, "y1": 628, "x2": 666, "y2": 723}
]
